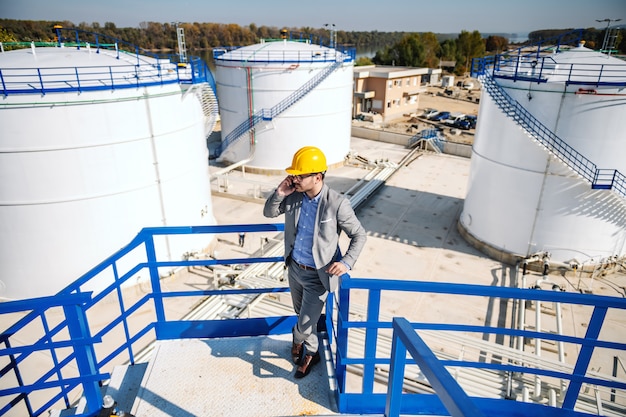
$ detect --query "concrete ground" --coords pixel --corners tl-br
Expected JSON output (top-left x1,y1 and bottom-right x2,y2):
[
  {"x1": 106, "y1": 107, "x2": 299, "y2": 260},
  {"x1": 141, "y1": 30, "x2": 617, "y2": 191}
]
[
  {"x1": 4, "y1": 135, "x2": 625, "y2": 416},
  {"x1": 208, "y1": 136, "x2": 626, "y2": 378}
]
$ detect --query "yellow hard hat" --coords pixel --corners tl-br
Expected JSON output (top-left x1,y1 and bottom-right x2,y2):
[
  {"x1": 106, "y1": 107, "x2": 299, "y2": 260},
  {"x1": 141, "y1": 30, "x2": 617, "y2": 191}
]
[{"x1": 286, "y1": 146, "x2": 327, "y2": 175}]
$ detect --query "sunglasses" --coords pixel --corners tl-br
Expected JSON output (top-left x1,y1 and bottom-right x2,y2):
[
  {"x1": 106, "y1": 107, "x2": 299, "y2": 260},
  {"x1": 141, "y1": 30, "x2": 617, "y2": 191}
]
[{"x1": 291, "y1": 173, "x2": 317, "y2": 181}]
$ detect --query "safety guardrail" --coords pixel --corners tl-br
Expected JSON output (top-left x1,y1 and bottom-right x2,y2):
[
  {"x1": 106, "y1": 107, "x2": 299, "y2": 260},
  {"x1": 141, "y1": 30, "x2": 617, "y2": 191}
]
[
  {"x1": 387, "y1": 318, "x2": 486, "y2": 417},
  {"x1": 0, "y1": 28, "x2": 217, "y2": 95},
  {"x1": 333, "y1": 277, "x2": 626, "y2": 416},
  {"x1": 407, "y1": 128, "x2": 444, "y2": 153},
  {"x1": 0, "y1": 224, "x2": 286, "y2": 417},
  {"x1": 470, "y1": 28, "x2": 626, "y2": 88},
  {"x1": 477, "y1": 73, "x2": 625, "y2": 200},
  {"x1": 2, "y1": 224, "x2": 625, "y2": 416},
  {"x1": 475, "y1": 55, "x2": 626, "y2": 88},
  {"x1": 216, "y1": 59, "x2": 344, "y2": 156},
  {"x1": 212, "y1": 29, "x2": 357, "y2": 62},
  {"x1": 0, "y1": 293, "x2": 108, "y2": 417},
  {"x1": 213, "y1": 46, "x2": 354, "y2": 64}
]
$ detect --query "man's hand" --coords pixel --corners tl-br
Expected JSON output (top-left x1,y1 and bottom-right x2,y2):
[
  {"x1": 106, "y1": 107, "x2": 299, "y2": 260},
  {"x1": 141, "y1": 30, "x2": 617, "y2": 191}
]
[
  {"x1": 326, "y1": 261, "x2": 349, "y2": 277},
  {"x1": 277, "y1": 176, "x2": 296, "y2": 196}
]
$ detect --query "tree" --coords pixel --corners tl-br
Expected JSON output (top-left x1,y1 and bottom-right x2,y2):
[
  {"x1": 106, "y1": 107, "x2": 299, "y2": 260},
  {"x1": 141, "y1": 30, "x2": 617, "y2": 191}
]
[
  {"x1": 372, "y1": 45, "x2": 398, "y2": 66},
  {"x1": 355, "y1": 56, "x2": 373, "y2": 66},
  {"x1": 421, "y1": 32, "x2": 441, "y2": 67},
  {"x1": 372, "y1": 33, "x2": 432, "y2": 67},
  {"x1": 439, "y1": 38, "x2": 457, "y2": 61},
  {"x1": 456, "y1": 30, "x2": 485, "y2": 75},
  {"x1": 396, "y1": 33, "x2": 425, "y2": 67},
  {"x1": 485, "y1": 35, "x2": 508, "y2": 53},
  {"x1": 0, "y1": 26, "x2": 17, "y2": 49}
]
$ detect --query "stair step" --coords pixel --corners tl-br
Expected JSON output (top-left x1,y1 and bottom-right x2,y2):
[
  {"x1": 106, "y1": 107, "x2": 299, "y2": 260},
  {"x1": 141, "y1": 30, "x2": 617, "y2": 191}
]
[{"x1": 104, "y1": 362, "x2": 149, "y2": 414}]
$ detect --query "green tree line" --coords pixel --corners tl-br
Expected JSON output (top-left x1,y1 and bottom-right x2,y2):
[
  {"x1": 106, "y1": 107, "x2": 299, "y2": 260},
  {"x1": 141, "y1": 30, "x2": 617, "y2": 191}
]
[
  {"x1": 0, "y1": 19, "x2": 413, "y2": 50},
  {"x1": 1, "y1": 19, "x2": 623, "y2": 76}
]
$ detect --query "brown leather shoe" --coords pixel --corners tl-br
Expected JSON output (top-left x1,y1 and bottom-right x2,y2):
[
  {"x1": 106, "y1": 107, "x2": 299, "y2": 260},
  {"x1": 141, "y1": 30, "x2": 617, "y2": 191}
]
[
  {"x1": 291, "y1": 342, "x2": 303, "y2": 364},
  {"x1": 294, "y1": 351, "x2": 321, "y2": 379}
]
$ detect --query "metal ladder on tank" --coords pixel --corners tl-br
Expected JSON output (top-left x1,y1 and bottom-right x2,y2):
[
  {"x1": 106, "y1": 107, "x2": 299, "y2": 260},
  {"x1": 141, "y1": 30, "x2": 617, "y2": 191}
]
[
  {"x1": 176, "y1": 25, "x2": 187, "y2": 64},
  {"x1": 215, "y1": 59, "x2": 344, "y2": 157},
  {"x1": 478, "y1": 73, "x2": 626, "y2": 201},
  {"x1": 186, "y1": 82, "x2": 219, "y2": 138}
]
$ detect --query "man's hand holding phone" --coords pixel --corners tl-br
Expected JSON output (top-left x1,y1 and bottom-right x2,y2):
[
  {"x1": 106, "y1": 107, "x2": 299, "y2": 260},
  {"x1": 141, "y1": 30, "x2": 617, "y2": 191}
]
[{"x1": 277, "y1": 176, "x2": 296, "y2": 196}]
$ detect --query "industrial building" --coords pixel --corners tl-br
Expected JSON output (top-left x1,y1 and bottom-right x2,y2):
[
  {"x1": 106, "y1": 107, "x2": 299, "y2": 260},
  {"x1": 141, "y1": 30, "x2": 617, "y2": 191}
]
[{"x1": 353, "y1": 65, "x2": 442, "y2": 121}]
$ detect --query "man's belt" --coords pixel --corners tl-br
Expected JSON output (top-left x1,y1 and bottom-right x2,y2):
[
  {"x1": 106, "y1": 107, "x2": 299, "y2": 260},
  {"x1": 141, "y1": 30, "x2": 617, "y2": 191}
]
[{"x1": 292, "y1": 259, "x2": 316, "y2": 271}]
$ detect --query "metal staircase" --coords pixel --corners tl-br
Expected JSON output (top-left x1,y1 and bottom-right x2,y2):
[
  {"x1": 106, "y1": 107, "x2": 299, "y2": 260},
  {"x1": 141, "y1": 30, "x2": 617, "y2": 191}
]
[
  {"x1": 407, "y1": 128, "x2": 444, "y2": 153},
  {"x1": 478, "y1": 73, "x2": 626, "y2": 200},
  {"x1": 216, "y1": 59, "x2": 344, "y2": 157},
  {"x1": 187, "y1": 82, "x2": 219, "y2": 139}
]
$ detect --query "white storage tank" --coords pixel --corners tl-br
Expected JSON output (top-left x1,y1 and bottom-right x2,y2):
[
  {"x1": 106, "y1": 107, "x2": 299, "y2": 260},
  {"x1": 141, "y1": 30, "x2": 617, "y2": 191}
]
[
  {"x1": 459, "y1": 42, "x2": 626, "y2": 269},
  {"x1": 0, "y1": 40, "x2": 218, "y2": 299},
  {"x1": 214, "y1": 39, "x2": 354, "y2": 172}
]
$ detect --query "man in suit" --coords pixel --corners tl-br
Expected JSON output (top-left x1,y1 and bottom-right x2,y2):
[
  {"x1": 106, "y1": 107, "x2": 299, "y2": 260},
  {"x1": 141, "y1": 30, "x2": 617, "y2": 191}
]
[{"x1": 263, "y1": 146, "x2": 367, "y2": 378}]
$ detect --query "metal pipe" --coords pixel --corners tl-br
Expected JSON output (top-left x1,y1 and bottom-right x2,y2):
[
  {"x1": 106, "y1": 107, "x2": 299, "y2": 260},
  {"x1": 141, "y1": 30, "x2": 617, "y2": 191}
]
[
  {"x1": 517, "y1": 262, "x2": 527, "y2": 352},
  {"x1": 553, "y1": 284, "x2": 567, "y2": 401},
  {"x1": 144, "y1": 87, "x2": 172, "y2": 263},
  {"x1": 534, "y1": 289, "x2": 542, "y2": 398}
]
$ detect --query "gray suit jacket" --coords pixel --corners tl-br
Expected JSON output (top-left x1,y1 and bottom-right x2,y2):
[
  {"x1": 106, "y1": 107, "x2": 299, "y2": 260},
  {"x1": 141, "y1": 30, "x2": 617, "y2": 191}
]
[{"x1": 263, "y1": 183, "x2": 367, "y2": 291}]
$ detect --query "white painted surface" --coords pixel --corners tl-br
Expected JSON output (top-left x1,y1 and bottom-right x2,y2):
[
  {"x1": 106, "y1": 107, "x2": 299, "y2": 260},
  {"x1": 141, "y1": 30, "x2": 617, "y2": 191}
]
[
  {"x1": 461, "y1": 46, "x2": 626, "y2": 264},
  {"x1": 215, "y1": 40, "x2": 353, "y2": 170},
  {"x1": 0, "y1": 47, "x2": 216, "y2": 299}
]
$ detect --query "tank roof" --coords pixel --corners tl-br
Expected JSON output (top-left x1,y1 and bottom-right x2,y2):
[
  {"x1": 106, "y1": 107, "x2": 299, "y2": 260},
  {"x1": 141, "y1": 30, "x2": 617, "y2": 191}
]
[
  {"x1": 0, "y1": 45, "x2": 142, "y2": 68},
  {"x1": 235, "y1": 39, "x2": 330, "y2": 52},
  {"x1": 218, "y1": 39, "x2": 337, "y2": 63},
  {"x1": 553, "y1": 44, "x2": 626, "y2": 66},
  {"x1": 0, "y1": 45, "x2": 192, "y2": 95}
]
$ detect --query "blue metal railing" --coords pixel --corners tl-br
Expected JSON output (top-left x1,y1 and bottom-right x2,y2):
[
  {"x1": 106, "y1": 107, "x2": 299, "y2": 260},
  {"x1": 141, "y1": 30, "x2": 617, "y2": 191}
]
[
  {"x1": 471, "y1": 29, "x2": 626, "y2": 88},
  {"x1": 216, "y1": 59, "x2": 344, "y2": 156},
  {"x1": 407, "y1": 128, "x2": 444, "y2": 152},
  {"x1": 214, "y1": 46, "x2": 355, "y2": 64},
  {"x1": 475, "y1": 73, "x2": 626, "y2": 200},
  {"x1": 2, "y1": 225, "x2": 625, "y2": 416},
  {"x1": 0, "y1": 28, "x2": 217, "y2": 96},
  {"x1": 0, "y1": 292, "x2": 107, "y2": 417},
  {"x1": 212, "y1": 29, "x2": 357, "y2": 61},
  {"x1": 332, "y1": 277, "x2": 626, "y2": 416},
  {"x1": 387, "y1": 318, "x2": 486, "y2": 417},
  {"x1": 474, "y1": 55, "x2": 626, "y2": 88},
  {"x1": 0, "y1": 224, "x2": 286, "y2": 417},
  {"x1": 469, "y1": 28, "x2": 626, "y2": 198}
]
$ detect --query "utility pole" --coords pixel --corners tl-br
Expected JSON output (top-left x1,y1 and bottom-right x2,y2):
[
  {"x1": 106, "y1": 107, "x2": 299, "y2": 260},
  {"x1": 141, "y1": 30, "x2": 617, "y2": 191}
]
[{"x1": 596, "y1": 18, "x2": 622, "y2": 57}]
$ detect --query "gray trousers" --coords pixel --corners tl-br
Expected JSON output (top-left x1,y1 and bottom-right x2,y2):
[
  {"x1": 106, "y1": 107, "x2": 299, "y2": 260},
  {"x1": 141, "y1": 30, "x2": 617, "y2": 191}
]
[{"x1": 288, "y1": 258, "x2": 328, "y2": 354}]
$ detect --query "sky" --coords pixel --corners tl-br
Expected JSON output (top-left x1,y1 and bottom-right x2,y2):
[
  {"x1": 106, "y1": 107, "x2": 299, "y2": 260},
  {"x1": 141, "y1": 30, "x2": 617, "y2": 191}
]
[{"x1": 1, "y1": 0, "x2": 624, "y2": 35}]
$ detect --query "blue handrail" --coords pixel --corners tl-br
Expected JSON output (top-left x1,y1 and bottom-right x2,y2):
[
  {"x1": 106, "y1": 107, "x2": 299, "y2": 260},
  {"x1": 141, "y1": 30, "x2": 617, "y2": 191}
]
[
  {"x1": 476, "y1": 72, "x2": 625, "y2": 200},
  {"x1": 216, "y1": 59, "x2": 344, "y2": 156},
  {"x1": 2, "y1": 224, "x2": 625, "y2": 416},
  {"x1": 471, "y1": 28, "x2": 626, "y2": 88},
  {"x1": 407, "y1": 128, "x2": 445, "y2": 152},
  {"x1": 333, "y1": 277, "x2": 626, "y2": 416},
  {"x1": 388, "y1": 318, "x2": 486, "y2": 417},
  {"x1": 470, "y1": 29, "x2": 626, "y2": 199},
  {"x1": 212, "y1": 29, "x2": 356, "y2": 58},
  {"x1": 0, "y1": 28, "x2": 217, "y2": 96},
  {"x1": 0, "y1": 293, "x2": 107, "y2": 417}
]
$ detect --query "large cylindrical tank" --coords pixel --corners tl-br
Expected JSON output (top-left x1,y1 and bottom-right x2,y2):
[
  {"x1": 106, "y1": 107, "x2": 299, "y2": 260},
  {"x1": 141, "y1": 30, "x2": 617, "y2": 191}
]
[
  {"x1": 0, "y1": 45, "x2": 217, "y2": 299},
  {"x1": 214, "y1": 39, "x2": 354, "y2": 172},
  {"x1": 460, "y1": 44, "x2": 626, "y2": 267}
]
